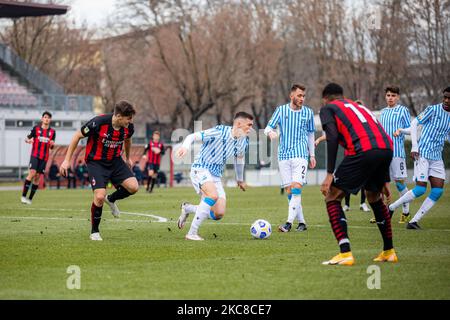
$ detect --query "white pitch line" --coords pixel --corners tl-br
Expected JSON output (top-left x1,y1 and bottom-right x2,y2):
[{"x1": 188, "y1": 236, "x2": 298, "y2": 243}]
[
  {"x1": 1, "y1": 207, "x2": 168, "y2": 223},
  {"x1": 0, "y1": 216, "x2": 160, "y2": 224},
  {"x1": 121, "y1": 211, "x2": 168, "y2": 222}
]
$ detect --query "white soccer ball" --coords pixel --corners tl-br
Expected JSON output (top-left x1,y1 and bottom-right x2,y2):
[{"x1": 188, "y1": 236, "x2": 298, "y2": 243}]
[{"x1": 250, "y1": 219, "x2": 272, "y2": 239}]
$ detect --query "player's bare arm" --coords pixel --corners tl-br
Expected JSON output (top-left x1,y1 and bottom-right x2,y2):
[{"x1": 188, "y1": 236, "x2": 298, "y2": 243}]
[
  {"x1": 176, "y1": 132, "x2": 202, "y2": 158},
  {"x1": 124, "y1": 138, "x2": 133, "y2": 167},
  {"x1": 60, "y1": 130, "x2": 84, "y2": 177}
]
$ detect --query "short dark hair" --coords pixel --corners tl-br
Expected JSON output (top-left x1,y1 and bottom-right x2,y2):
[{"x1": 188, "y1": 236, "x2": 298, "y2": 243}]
[
  {"x1": 234, "y1": 111, "x2": 254, "y2": 121},
  {"x1": 322, "y1": 83, "x2": 344, "y2": 98},
  {"x1": 291, "y1": 84, "x2": 306, "y2": 92},
  {"x1": 153, "y1": 131, "x2": 160, "y2": 136},
  {"x1": 385, "y1": 86, "x2": 400, "y2": 94},
  {"x1": 114, "y1": 100, "x2": 136, "y2": 117},
  {"x1": 355, "y1": 99, "x2": 364, "y2": 105},
  {"x1": 42, "y1": 111, "x2": 52, "y2": 118},
  {"x1": 443, "y1": 87, "x2": 450, "y2": 94}
]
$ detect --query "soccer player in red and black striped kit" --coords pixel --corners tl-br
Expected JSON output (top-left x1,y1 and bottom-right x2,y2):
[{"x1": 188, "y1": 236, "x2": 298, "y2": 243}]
[
  {"x1": 21, "y1": 111, "x2": 56, "y2": 205},
  {"x1": 60, "y1": 101, "x2": 139, "y2": 241},
  {"x1": 142, "y1": 131, "x2": 165, "y2": 193},
  {"x1": 319, "y1": 83, "x2": 398, "y2": 266}
]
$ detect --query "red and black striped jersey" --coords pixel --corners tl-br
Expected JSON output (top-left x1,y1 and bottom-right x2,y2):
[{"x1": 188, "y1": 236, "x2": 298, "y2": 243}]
[
  {"x1": 81, "y1": 114, "x2": 134, "y2": 162},
  {"x1": 320, "y1": 99, "x2": 393, "y2": 156},
  {"x1": 143, "y1": 141, "x2": 164, "y2": 165},
  {"x1": 27, "y1": 125, "x2": 56, "y2": 161}
]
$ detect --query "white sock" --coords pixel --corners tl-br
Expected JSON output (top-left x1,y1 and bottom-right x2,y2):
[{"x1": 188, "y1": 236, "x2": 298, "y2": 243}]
[
  {"x1": 389, "y1": 190, "x2": 416, "y2": 211},
  {"x1": 410, "y1": 197, "x2": 436, "y2": 223},
  {"x1": 188, "y1": 200, "x2": 211, "y2": 235},
  {"x1": 185, "y1": 203, "x2": 198, "y2": 214},
  {"x1": 288, "y1": 195, "x2": 301, "y2": 224},
  {"x1": 400, "y1": 187, "x2": 410, "y2": 214},
  {"x1": 296, "y1": 195, "x2": 305, "y2": 224}
]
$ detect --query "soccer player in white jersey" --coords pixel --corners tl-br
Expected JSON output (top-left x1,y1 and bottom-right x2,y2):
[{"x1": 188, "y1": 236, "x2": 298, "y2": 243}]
[
  {"x1": 377, "y1": 86, "x2": 412, "y2": 223},
  {"x1": 264, "y1": 84, "x2": 316, "y2": 232},
  {"x1": 388, "y1": 87, "x2": 450, "y2": 229},
  {"x1": 176, "y1": 112, "x2": 254, "y2": 240}
]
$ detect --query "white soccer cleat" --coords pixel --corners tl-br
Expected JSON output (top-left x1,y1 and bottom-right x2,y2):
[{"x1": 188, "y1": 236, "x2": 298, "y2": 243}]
[
  {"x1": 104, "y1": 195, "x2": 120, "y2": 218},
  {"x1": 343, "y1": 205, "x2": 350, "y2": 212},
  {"x1": 360, "y1": 203, "x2": 371, "y2": 212},
  {"x1": 185, "y1": 234, "x2": 204, "y2": 241},
  {"x1": 21, "y1": 196, "x2": 32, "y2": 205},
  {"x1": 177, "y1": 202, "x2": 190, "y2": 229},
  {"x1": 89, "y1": 232, "x2": 103, "y2": 241}
]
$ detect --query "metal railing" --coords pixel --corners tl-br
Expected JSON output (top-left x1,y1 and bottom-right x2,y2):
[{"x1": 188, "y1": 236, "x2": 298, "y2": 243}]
[
  {"x1": 0, "y1": 93, "x2": 93, "y2": 112},
  {"x1": 0, "y1": 43, "x2": 64, "y2": 95}
]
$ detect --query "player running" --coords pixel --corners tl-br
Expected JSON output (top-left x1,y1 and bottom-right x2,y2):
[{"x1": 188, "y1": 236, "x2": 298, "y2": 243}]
[
  {"x1": 142, "y1": 131, "x2": 165, "y2": 193},
  {"x1": 60, "y1": 101, "x2": 139, "y2": 241},
  {"x1": 176, "y1": 112, "x2": 254, "y2": 241},
  {"x1": 21, "y1": 111, "x2": 56, "y2": 205},
  {"x1": 388, "y1": 87, "x2": 450, "y2": 230},
  {"x1": 375, "y1": 86, "x2": 412, "y2": 223},
  {"x1": 319, "y1": 83, "x2": 396, "y2": 266},
  {"x1": 264, "y1": 84, "x2": 316, "y2": 233}
]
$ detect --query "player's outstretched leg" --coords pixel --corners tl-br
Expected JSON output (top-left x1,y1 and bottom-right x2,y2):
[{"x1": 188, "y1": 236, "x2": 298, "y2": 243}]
[
  {"x1": 407, "y1": 184, "x2": 444, "y2": 230},
  {"x1": 105, "y1": 178, "x2": 139, "y2": 218},
  {"x1": 177, "y1": 202, "x2": 197, "y2": 229}
]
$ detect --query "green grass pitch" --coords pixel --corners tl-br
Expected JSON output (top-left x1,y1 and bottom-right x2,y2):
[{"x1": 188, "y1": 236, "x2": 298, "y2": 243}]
[{"x1": 0, "y1": 185, "x2": 449, "y2": 299}]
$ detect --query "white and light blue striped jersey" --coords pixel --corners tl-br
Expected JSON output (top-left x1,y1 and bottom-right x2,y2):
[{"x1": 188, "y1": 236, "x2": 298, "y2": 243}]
[
  {"x1": 192, "y1": 125, "x2": 249, "y2": 177},
  {"x1": 417, "y1": 103, "x2": 450, "y2": 161},
  {"x1": 266, "y1": 103, "x2": 315, "y2": 161},
  {"x1": 379, "y1": 105, "x2": 411, "y2": 158}
]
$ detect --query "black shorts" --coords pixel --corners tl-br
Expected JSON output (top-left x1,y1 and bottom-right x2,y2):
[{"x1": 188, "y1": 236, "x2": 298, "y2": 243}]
[
  {"x1": 29, "y1": 156, "x2": 47, "y2": 174},
  {"x1": 333, "y1": 149, "x2": 393, "y2": 195},
  {"x1": 87, "y1": 158, "x2": 135, "y2": 190},
  {"x1": 146, "y1": 163, "x2": 160, "y2": 173}
]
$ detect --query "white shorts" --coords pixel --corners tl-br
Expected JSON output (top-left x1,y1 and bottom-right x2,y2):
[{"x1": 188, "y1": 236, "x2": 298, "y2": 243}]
[
  {"x1": 389, "y1": 157, "x2": 408, "y2": 180},
  {"x1": 278, "y1": 158, "x2": 308, "y2": 188},
  {"x1": 414, "y1": 157, "x2": 446, "y2": 182},
  {"x1": 190, "y1": 168, "x2": 226, "y2": 199}
]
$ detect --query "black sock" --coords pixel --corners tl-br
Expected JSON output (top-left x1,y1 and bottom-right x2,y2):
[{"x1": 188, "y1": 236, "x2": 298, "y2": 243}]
[
  {"x1": 326, "y1": 201, "x2": 351, "y2": 253},
  {"x1": 344, "y1": 194, "x2": 350, "y2": 207},
  {"x1": 29, "y1": 184, "x2": 39, "y2": 200},
  {"x1": 91, "y1": 203, "x2": 103, "y2": 233},
  {"x1": 147, "y1": 177, "x2": 152, "y2": 190},
  {"x1": 22, "y1": 179, "x2": 31, "y2": 197},
  {"x1": 369, "y1": 199, "x2": 393, "y2": 251},
  {"x1": 150, "y1": 178, "x2": 156, "y2": 192},
  {"x1": 108, "y1": 186, "x2": 132, "y2": 203}
]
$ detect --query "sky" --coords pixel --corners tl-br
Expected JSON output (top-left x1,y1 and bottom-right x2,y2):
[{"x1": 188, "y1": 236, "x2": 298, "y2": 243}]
[{"x1": 66, "y1": 0, "x2": 119, "y2": 28}]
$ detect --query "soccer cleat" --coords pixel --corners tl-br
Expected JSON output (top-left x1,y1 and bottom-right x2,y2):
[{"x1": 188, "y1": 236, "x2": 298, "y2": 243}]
[
  {"x1": 373, "y1": 248, "x2": 398, "y2": 262},
  {"x1": 369, "y1": 217, "x2": 376, "y2": 224},
  {"x1": 406, "y1": 222, "x2": 421, "y2": 230},
  {"x1": 89, "y1": 232, "x2": 103, "y2": 241},
  {"x1": 104, "y1": 195, "x2": 120, "y2": 218},
  {"x1": 296, "y1": 223, "x2": 307, "y2": 232},
  {"x1": 177, "y1": 202, "x2": 190, "y2": 229},
  {"x1": 342, "y1": 205, "x2": 350, "y2": 212},
  {"x1": 399, "y1": 213, "x2": 410, "y2": 224},
  {"x1": 278, "y1": 222, "x2": 292, "y2": 232},
  {"x1": 360, "y1": 203, "x2": 370, "y2": 212},
  {"x1": 185, "y1": 234, "x2": 204, "y2": 241},
  {"x1": 322, "y1": 252, "x2": 355, "y2": 266},
  {"x1": 21, "y1": 196, "x2": 32, "y2": 205}
]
